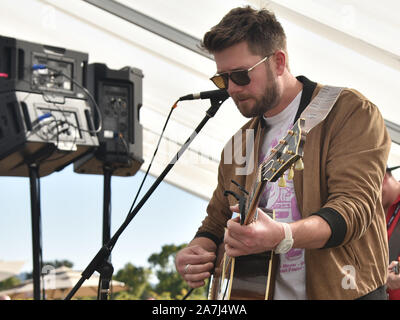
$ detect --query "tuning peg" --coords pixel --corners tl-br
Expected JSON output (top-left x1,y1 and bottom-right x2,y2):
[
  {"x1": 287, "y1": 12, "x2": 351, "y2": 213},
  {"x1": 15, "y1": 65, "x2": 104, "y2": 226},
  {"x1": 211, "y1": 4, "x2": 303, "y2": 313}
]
[
  {"x1": 295, "y1": 158, "x2": 304, "y2": 171},
  {"x1": 278, "y1": 175, "x2": 286, "y2": 188},
  {"x1": 288, "y1": 165, "x2": 295, "y2": 180},
  {"x1": 279, "y1": 139, "x2": 288, "y2": 145}
]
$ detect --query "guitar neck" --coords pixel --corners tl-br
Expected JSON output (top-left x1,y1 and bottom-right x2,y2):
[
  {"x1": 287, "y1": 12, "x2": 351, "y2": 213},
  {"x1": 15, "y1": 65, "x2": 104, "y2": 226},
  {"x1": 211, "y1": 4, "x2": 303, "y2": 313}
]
[{"x1": 243, "y1": 180, "x2": 267, "y2": 225}]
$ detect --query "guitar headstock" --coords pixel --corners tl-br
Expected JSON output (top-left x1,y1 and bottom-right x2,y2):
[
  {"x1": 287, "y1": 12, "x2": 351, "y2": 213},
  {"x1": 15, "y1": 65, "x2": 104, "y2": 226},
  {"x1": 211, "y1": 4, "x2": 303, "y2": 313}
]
[{"x1": 260, "y1": 118, "x2": 306, "y2": 182}]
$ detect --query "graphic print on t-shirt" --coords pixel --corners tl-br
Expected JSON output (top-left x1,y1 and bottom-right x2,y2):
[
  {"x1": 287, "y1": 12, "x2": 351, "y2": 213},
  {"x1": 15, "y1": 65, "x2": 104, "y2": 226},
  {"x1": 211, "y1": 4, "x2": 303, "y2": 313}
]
[{"x1": 257, "y1": 90, "x2": 307, "y2": 299}]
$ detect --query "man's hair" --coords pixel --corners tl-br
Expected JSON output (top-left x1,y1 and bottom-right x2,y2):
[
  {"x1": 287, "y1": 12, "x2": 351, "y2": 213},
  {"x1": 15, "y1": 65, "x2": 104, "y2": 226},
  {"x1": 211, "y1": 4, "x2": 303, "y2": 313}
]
[{"x1": 201, "y1": 6, "x2": 287, "y2": 57}]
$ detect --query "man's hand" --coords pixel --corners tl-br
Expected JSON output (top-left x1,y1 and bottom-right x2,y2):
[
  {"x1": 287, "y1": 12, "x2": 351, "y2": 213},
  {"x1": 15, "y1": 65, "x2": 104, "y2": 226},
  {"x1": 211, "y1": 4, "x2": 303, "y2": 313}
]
[
  {"x1": 387, "y1": 261, "x2": 400, "y2": 290},
  {"x1": 224, "y1": 205, "x2": 285, "y2": 257},
  {"x1": 175, "y1": 241, "x2": 216, "y2": 288}
]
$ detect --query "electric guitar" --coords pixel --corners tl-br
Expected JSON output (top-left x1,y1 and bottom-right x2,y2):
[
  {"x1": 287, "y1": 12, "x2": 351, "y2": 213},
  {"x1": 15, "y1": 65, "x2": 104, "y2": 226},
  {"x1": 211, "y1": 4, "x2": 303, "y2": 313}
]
[{"x1": 208, "y1": 117, "x2": 306, "y2": 300}]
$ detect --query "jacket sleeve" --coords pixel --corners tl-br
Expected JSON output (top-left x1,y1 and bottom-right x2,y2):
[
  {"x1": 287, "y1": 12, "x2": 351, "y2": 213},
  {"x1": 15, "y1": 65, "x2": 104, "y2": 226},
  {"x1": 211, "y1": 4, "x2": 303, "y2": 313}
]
[
  {"x1": 313, "y1": 89, "x2": 391, "y2": 247},
  {"x1": 194, "y1": 149, "x2": 233, "y2": 247}
]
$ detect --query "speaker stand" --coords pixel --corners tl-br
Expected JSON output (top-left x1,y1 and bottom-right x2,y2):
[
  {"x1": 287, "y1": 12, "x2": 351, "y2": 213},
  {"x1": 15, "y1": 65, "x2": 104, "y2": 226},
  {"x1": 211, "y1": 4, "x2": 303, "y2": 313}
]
[
  {"x1": 28, "y1": 163, "x2": 43, "y2": 300},
  {"x1": 97, "y1": 165, "x2": 114, "y2": 300}
]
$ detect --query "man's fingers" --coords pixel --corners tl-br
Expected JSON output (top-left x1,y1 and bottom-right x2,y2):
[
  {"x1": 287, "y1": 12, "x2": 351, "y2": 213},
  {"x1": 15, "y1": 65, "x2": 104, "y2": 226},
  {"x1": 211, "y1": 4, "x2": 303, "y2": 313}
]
[
  {"x1": 179, "y1": 246, "x2": 215, "y2": 268},
  {"x1": 185, "y1": 270, "x2": 212, "y2": 282},
  {"x1": 224, "y1": 227, "x2": 246, "y2": 248},
  {"x1": 224, "y1": 243, "x2": 243, "y2": 257},
  {"x1": 190, "y1": 245, "x2": 216, "y2": 258},
  {"x1": 226, "y1": 218, "x2": 252, "y2": 244},
  {"x1": 185, "y1": 253, "x2": 216, "y2": 267},
  {"x1": 183, "y1": 262, "x2": 214, "y2": 288},
  {"x1": 184, "y1": 262, "x2": 214, "y2": 275},
  {"x1": 187, "y1": 279, "x2": 207, "y2": 288}
]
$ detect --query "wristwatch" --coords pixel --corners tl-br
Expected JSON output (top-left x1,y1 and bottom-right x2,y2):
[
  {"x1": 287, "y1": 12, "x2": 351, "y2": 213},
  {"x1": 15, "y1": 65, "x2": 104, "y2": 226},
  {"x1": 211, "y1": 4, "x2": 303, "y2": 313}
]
[{"x1": 274, "y1": 222, "x2": 294, "y2": 254}]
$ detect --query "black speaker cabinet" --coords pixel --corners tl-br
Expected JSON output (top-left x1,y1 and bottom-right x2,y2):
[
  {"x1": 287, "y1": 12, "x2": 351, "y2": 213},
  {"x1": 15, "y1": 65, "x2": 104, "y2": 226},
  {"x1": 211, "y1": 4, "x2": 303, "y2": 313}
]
[
  {"x1": 0, "y1": 91, "x2": 99, "y2": 177},
  {"x1": 73, "y1": 63, "x2": 144, "y2": 176},
  {"x1": 0, "y1": 35, "x2": 88, "y2": 100}
]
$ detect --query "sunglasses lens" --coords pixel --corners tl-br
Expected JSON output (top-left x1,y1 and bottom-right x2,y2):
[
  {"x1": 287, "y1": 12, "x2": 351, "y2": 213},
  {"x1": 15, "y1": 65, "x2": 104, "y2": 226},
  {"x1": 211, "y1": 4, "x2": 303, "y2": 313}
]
[
  {"x1": 210, "y1": 75, "x2": 227, "y2": 89},
  {"x1": 210, "y1": 70, "x2": 250, "y2": 89},
  {"x1": 230, "y1": 71, "x2": 250, "y2": 86}
]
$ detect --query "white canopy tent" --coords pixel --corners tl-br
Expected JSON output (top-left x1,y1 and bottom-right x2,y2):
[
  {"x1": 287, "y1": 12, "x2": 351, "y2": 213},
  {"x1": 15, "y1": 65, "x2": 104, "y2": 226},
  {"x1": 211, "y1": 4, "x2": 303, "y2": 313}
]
[
  {"x1": 0, "y1": 0, "x2": 399, "y2": 200},
  {"x1": 0, "y1": 260, "x2": 25, "y2": 282}
]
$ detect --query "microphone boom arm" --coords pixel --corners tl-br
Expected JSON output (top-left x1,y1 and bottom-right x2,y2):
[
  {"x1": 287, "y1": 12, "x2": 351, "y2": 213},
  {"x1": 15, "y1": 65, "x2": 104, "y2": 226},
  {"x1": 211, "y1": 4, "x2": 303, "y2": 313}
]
[{"x1": 64, "y1": 94, "x2": 229, "y2": 300}]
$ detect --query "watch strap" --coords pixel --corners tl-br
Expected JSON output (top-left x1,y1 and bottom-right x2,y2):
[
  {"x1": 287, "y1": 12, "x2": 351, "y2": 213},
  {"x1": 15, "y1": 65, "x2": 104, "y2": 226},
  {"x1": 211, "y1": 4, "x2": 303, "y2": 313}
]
[{"x1": 275, "y1": 222, "x2": 293, "y2": 254}]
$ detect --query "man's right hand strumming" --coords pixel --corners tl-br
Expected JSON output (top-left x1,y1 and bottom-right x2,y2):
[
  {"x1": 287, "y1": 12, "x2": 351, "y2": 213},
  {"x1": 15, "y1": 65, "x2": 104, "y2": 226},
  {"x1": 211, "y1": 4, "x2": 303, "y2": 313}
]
[{"x1": 175, "y1": 238, "x2": 216, "y2": 288}]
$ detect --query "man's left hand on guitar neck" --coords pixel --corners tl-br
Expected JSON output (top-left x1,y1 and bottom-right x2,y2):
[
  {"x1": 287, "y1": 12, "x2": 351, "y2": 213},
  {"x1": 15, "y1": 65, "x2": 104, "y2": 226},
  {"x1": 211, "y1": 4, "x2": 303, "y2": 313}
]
[{"x1": 224, "y1": 205, "x2": 332, "y2": 257}]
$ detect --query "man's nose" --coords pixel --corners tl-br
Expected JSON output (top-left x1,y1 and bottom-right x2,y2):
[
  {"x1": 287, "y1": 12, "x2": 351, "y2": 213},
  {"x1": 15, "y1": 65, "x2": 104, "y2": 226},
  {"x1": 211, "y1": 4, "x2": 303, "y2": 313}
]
[{"x1": 227, "y1": 79, "x2": 243, "y2": 95}]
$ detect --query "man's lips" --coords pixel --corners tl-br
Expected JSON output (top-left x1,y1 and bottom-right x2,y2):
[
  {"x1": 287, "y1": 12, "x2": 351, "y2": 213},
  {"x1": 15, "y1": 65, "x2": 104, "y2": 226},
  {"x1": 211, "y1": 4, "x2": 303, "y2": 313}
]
[{"x1": 234, "y1": 95, "x2": 252, "y2": 102}]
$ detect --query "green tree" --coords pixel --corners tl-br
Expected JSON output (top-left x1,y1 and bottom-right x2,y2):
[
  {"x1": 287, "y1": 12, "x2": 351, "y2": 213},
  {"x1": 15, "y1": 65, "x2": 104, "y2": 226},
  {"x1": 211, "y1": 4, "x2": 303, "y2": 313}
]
[
  {"x1": 148, "y1": 243, "x2": 208, "y2": 300},
  {"x1": 0, "y1": 276, "x2": 21, "y2": 290},
  {"x1": 113, "y1": 263, "x2": 152, "y2": 299},
  {"x1": 42, "y1": 259, "x2": 73, "y2": 269}
]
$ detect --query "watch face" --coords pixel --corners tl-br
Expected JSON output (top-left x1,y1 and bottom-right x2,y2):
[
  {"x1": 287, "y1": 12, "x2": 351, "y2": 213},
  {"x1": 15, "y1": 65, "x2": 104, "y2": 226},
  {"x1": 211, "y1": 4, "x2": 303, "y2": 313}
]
[
  {"x1": 275, "y1": 223, "x2": 293, "y2": 254},
  {"x1": 281, "y1": 241, "x2": 292, "y2": 251},
  {"x1": 277, "y1": 239, "x2": 294, "y2": 254}
]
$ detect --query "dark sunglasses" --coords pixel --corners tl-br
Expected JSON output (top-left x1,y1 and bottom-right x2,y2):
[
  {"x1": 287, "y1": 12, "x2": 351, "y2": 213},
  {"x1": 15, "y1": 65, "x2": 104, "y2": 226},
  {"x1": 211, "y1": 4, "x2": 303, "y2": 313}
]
[{"x1": 210, "y1": 55, "x2": 272, "y2": 89}]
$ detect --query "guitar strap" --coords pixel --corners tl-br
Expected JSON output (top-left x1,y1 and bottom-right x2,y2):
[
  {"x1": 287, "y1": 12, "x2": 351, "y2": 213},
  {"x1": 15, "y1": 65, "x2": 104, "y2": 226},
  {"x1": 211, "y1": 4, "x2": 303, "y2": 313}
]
[
  {"x1": 255, "y1": 85, "x2": 344, "y2": 193},
  {"x1": 299, "y1": 85, "x2": 344, "y2": 134},
  {"x1": 268, "y1": 86, "x2": 344, "y2": 298}
]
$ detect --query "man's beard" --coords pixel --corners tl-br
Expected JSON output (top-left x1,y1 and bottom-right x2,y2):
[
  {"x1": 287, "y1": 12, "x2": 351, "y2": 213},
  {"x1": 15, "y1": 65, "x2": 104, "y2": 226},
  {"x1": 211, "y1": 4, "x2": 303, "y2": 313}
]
[{"x1": 235, "y1": 66, "x2": 280, "y2": 118}]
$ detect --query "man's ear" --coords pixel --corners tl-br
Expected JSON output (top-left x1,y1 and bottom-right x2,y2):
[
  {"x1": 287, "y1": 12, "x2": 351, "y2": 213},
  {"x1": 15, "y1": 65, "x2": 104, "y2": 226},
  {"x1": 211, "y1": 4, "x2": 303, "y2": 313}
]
[{"x1": 273, "y1": 50, "x2": 286, "y2": 76}]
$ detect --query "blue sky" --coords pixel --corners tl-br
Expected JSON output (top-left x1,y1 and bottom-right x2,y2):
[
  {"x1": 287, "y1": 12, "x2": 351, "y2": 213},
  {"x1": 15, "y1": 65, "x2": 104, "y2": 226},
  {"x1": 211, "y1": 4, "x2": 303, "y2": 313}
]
[{"x1": 0, "y1": 163, "x2": 209, "y2": 275}]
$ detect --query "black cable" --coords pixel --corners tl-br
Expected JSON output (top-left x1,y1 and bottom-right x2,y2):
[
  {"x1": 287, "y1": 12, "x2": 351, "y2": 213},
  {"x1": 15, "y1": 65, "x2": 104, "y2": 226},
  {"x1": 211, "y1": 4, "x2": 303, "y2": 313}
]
[
  {"x1": 111, "y1": 103, "x2": 177, "y2": 250},
  {"x1": 182, "y1": 288, "x2": 194, "y2": 300},
  {"x1": 55, "y1": 70, "x2": 103, "y2": 133},
  {"x1": 119, "y1": 101, "x2": 200, "y2": 301},
  {"x1": 32, "y1": 64, "x2": 103, "y2": 134}
]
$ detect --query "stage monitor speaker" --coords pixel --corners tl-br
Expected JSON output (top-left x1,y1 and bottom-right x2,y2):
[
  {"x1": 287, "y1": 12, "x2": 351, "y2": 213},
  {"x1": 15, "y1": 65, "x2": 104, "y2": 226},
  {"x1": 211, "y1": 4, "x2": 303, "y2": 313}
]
[
  {"x1": 0, "y1": 35, "x2": 88, "y2": 100},
  {"x1": 0, "y1": 91, "x2": 99, "y2": 177},
  {"x1": 73, "y1": 63, "x2": 144, "y2": 176}
]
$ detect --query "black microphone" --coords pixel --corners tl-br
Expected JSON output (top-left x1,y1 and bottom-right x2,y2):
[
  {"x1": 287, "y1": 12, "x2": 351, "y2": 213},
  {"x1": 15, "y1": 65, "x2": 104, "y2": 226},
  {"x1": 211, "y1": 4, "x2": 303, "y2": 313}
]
[{"x1": 178, "y1": 89, "x2": 229, "y2": 101}]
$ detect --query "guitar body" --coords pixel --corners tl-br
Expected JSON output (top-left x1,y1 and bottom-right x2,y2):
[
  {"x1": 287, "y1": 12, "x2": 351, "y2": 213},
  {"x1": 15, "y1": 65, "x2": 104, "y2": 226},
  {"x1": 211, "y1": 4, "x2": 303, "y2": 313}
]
[{"x1": 209, "y1": 247, "x2": 278, "y2": 300}]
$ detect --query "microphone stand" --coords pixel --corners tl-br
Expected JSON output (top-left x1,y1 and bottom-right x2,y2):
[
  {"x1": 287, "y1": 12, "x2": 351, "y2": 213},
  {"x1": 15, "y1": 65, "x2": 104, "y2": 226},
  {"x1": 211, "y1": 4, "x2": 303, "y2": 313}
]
[
  {"x1": 97, "y1": 165, "x2": 114, "y2": 300},
  {"x1": 64, "y1": 95, "x2": 229, "y2": 300}
]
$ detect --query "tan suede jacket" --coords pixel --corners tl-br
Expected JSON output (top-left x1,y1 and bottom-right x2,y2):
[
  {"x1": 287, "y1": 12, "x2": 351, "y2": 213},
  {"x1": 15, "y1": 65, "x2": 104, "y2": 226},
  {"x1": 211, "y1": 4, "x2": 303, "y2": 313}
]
[{"x1": 195, "y1": 76, "x2": 391, "y2": 299}]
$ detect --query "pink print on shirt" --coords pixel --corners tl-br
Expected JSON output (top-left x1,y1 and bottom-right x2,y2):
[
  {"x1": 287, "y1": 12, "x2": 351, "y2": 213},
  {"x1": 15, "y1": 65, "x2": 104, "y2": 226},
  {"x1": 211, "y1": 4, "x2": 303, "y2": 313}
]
[
  {"x1": 258, "y1": 126, "x2": 303, "y2": 267},
  {"x1": 262, "y1": 176, "x2": 304, "y2": 271}
]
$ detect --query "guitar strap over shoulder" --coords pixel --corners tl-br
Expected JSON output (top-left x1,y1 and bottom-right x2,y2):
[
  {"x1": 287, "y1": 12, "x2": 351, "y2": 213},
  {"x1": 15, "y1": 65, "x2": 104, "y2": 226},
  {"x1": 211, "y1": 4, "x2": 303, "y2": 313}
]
[{"x1": 300, "y1": 85, "x2": 344, "y2": 134}]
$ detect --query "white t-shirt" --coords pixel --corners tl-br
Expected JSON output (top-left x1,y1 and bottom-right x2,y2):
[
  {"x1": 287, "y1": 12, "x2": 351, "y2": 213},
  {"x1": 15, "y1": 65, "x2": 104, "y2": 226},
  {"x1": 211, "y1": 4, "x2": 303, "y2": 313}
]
[{"x1": 258, "y1": 91, "x2": 307, "y2": 300}]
